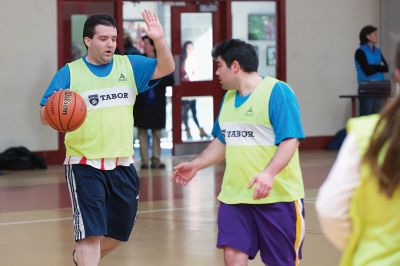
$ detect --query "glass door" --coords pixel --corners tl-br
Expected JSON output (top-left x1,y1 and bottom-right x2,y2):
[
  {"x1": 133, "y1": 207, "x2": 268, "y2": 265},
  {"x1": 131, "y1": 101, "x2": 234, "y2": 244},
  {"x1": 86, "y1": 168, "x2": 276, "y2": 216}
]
[{"x1": 171, "y1": 2, "x2": 225, "y2": 155}]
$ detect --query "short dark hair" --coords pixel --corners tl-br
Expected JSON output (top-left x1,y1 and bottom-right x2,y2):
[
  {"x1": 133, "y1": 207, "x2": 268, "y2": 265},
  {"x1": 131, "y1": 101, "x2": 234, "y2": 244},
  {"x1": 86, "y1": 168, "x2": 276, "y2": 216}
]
[
  {"x1": 182, "y1": 41, "x2": 193, "y2": 63},
  {"x1": 212, "y1": 39, "x2": 258, "y2": 72},
  {"x1": 142, "y1": 35, "x2": 156, "y2": 56},
  {"x1": 359, "y1": 25, "x2": 377, "y2": 45},
  {"x1": 83, "y1": 13, "x2": 117, "y2": 40},
  {"x1": 142, "y1": 35, "x2": 154, "y2": 47}
]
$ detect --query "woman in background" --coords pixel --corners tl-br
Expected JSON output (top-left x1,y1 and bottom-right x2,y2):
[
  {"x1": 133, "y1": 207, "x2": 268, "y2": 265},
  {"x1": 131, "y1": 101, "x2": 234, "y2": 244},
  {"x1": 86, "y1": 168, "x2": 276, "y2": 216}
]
[
  {"x1": 181, "y1": 41, "x2": 209, "y2": 139},
  {"x1": 355, "y1": 25, "x2": 389, "y2": 115},
  {"x1": 317, "y1": 44, "x2": 400, "y2": 266},
  {"x1": 134, "y1": 35, "x2": 174, "y2": 169}
]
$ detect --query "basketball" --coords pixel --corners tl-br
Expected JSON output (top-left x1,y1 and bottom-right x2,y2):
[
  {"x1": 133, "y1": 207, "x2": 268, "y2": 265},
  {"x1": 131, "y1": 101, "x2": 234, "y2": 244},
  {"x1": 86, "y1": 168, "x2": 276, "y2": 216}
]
[{"x1": 44, "y1": 90, "x2": 87, "y2": 132}]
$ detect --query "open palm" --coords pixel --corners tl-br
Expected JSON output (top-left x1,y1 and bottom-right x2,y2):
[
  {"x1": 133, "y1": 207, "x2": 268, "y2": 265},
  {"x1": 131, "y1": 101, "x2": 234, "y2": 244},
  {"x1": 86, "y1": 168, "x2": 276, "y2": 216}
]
[
  {"x1": 171, "y1": 162, "x2": 198, "y2": 186},
  {"x1": 141, "y1": 9, "x2": 164, "y2": 40}
]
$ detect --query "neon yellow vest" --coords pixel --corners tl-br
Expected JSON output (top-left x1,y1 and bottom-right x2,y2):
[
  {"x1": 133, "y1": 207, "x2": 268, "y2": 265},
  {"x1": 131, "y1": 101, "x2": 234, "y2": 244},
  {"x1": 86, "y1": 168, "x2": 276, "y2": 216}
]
[
  {"x1": 65, "y1": 55, "x2": 137, "y2": 159},
  {"x1": 218, "y1": 77, "x2": 304, "y2": 204},
  {"x1": 341, "y1": 115, "x2": 400, "y2": 266}
]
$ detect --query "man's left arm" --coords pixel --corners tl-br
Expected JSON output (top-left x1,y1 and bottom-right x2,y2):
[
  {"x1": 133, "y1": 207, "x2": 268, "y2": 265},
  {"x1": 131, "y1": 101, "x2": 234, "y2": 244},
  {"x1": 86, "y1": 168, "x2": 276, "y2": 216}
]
[
  {"x1": 141, "y1": 9, "x2": 175, "y2": 79},
  {"x1": 247, "y1": 81, "x2": 304, "y2": 200},
  {"x1": 247, "y1": 138, "x2": 299, "y2": 200}
]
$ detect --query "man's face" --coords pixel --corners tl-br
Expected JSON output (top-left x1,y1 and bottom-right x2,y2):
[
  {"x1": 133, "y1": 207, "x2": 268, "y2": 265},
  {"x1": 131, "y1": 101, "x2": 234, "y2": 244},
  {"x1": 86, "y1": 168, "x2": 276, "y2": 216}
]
[
  {"x1": 215, "y1": 56, "x2": 236, "y2": 90},
  {"x1": 85, "y1": 25, "x2": 117, "y2": 64}
]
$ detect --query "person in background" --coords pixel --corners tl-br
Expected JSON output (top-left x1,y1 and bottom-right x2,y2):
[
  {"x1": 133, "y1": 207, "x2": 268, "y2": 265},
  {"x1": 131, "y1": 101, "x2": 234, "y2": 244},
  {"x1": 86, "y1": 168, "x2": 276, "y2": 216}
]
[
  {"x1": 124, "y1": 33, "x2": 141, "y2": 55},
  {"x1": 134, "y1": 35, "x2": 174, "y2": 169},
  {"x1": 355, "y1": 25, "x2": 389, "y2": 116},
  {"x1": 39, "y1": 10, "x2": 174, "y2": 266},
  {"x1": 317, "y1": 42, "x2": 400, "y2": 266},
  {"x1": 181, "y1": 41, "x2": 209, "y2": 139},
  {"x1": 172, "y1": 39, "x2": 305, "y2": 266}
]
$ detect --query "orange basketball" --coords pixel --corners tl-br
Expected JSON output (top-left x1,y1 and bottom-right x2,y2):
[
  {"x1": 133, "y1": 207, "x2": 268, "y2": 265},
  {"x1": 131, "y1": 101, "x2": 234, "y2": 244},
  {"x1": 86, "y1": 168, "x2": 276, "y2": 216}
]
[{"x1": 44, "y1": 90, "x2": 87, "y2": 132}]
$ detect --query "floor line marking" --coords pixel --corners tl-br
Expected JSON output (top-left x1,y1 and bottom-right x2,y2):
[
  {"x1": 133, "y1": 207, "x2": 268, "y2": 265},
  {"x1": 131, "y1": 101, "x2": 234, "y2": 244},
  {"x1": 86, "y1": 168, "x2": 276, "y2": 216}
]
[
  {"x1": 0, "y1": 206, "x2": 217, "y2": 226},
  {"x1": 0, "y1": 197, "x2": 317, "y2": 226}
]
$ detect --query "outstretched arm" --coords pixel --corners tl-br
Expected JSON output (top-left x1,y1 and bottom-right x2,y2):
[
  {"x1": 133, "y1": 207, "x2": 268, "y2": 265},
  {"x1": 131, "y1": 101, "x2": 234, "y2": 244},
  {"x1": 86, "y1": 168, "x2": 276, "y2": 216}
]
[
  {"x1": 171, "y1": 138, "x2": 225, "y2": 185},
  {"x1": 247, "y1": 138, "x2": 300, "y2": 200},
  {"x1": 316, "y1": 134, "x2": 360, "y2": 251},
  {"x1": 141, "y1": 9, "x2": 175, "y2": 79}
]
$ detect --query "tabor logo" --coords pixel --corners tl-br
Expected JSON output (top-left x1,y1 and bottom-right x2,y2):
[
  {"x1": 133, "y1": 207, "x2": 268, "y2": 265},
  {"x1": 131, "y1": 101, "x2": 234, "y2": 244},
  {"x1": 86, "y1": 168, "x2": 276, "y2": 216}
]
[
  {"x1": 224, "y1": 130, "x2": 255, "y2": 138},
  {"x1": 119, "y1": 73, "x2": 127, "y2": 81},
  {"x1": 221, "y1": 129, "x2": 226, "y2": 139},
  {"x1": 245, "y1": 106, "x2": 254, "y2": 116},
  {"x1": 88, "y1": 94, "x2": 99, "y2": 106}
]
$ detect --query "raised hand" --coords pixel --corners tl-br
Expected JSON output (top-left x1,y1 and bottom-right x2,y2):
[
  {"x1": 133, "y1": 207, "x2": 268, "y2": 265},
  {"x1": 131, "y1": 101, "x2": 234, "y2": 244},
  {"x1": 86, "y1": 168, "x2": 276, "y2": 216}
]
[{"x1": 141, "y1": 9, "x2": 164, "y2": 41}]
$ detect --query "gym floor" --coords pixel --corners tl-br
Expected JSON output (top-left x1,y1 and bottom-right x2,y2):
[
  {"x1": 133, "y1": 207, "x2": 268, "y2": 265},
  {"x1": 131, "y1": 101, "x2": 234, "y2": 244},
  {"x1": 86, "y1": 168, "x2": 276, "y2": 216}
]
[{"x1": 0, "y1": 150, "x2": 341, "y2": 266}]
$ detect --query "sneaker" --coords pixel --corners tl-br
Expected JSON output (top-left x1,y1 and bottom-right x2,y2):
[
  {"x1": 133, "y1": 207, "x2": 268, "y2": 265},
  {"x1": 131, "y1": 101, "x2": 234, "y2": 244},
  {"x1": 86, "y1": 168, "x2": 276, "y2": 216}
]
[
  {"x1": 72, "y1": 249, "x2": 77, "y2": 266},
  {"x1": 151, "y1": 162, "x2": 166, "y2": 169},
  {"x1": 141, "y1": 163, "x2": 149, "y2": 169}
]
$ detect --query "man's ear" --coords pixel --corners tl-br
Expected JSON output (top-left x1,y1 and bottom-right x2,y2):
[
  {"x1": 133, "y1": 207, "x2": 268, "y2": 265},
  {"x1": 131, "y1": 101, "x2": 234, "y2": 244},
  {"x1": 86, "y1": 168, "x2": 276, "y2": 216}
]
[
  {"x1": 231, "y1": 60, "x2": 240, "y2": 73},
  {"x1": 395, "y1": 69, "x2": 400, "y2": 83},
  {"x1": 83, "y1": 37, "x2": 91, "y2": 48}
]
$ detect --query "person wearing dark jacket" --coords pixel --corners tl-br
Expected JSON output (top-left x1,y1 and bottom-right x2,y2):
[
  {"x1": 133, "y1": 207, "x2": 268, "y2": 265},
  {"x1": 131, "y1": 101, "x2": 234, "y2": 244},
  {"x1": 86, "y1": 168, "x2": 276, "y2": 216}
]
[
  {"x1": 134, "y1": 35, "x2": 174, "y2": 169},
  {"x1": 355, "y1": 25, "x2": 389, "y2": 116}
]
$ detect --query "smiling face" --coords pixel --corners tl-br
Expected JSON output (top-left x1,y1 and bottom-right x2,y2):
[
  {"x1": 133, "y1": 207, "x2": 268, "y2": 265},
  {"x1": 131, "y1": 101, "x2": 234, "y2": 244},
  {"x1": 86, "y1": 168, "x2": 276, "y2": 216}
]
[
  {"x1": 215, "y1": 56, "x2": 237, "y2": 90},
  {"x1": 84, "y1": 25, "x2": 117, "y2": 65}
]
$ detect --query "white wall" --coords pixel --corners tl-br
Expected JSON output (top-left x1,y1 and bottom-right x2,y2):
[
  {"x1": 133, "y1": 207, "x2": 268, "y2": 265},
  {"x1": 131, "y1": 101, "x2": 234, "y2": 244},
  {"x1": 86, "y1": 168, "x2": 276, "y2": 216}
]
[
  {"x1": 286, "y1": 0, "x2": 380, "y2": 136},
  {"x1": 381, "y1": 0, "x2": 400, "y2": 95},
  {"x1": 0, "y1": 0, "x2": 58, "y2": 152},
  {"x1": 232, "y1": 2, "x2": 276, "y2": 78}
]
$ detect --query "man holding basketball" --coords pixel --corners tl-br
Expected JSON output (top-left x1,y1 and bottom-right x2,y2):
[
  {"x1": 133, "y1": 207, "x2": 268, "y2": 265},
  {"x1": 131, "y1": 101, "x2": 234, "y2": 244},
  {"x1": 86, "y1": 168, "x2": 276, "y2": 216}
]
[
  {"x1": 171, "y1": 39, "x2": 305, "y2": 266},
  {"x1": 39, "y1": 10, "x2": 174, "y2": 266}
]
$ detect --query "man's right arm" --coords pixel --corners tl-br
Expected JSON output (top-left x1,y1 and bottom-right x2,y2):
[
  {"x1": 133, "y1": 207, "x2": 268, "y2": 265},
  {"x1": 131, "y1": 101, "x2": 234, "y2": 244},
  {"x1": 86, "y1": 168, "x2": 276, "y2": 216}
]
[
  {"x1": 171, "y1": 138, "x2": 225, "y2": 186},
  {"x1": 190, "y1": 138, "x2": 226, "y2": 170},
  {"x1": 39, "y1": 65, "x2": 71, "y2": 125}
]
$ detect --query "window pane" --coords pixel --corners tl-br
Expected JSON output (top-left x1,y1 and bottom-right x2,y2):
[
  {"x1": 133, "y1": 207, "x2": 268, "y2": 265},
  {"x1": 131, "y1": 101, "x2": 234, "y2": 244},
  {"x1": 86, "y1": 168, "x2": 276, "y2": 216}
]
[
  {"x1": 181, "y1": 96, "x2": 213, "y2": 142},
  {"x1": 181, "y1": 13, "x2": 213, "y2": 82}
]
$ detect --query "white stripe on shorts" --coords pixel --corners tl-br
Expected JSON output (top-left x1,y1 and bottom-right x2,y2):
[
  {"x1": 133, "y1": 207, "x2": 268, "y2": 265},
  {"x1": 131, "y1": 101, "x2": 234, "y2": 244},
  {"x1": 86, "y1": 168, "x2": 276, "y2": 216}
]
[{"x1": 66, "y1": 165, "x2": 86, "y2": 240}]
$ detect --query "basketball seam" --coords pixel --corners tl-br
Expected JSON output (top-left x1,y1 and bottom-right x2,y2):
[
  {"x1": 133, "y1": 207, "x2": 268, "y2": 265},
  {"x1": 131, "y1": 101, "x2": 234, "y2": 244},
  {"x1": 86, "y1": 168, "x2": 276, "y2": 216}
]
[
  {"x1": 58, "y1": 91, "x2": 65, "y2": 132},
  {"x1": 70, "y1": 111, "x2": 86, "y2": 131},
  {"x1": 44, "y1": 102, "x2": 59, "y2": 130}
]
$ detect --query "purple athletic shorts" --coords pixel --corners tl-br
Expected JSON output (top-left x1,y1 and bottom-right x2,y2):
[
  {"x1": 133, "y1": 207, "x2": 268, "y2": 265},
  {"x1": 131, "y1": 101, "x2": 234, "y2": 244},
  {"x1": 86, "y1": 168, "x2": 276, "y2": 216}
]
[{"x1": 217, "y1": 200, "x2": 305, "y2": 266}]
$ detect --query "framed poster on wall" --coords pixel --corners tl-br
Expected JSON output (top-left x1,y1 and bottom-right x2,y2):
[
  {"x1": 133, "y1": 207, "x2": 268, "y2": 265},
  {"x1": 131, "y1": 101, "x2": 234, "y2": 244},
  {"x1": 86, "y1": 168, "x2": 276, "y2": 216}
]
[
  {"x1": 248, "y1": 14, "x2": 275, "y2": 40},
  {"x1": 267, "y1": 46, "x2": 276, "y2": 66}
]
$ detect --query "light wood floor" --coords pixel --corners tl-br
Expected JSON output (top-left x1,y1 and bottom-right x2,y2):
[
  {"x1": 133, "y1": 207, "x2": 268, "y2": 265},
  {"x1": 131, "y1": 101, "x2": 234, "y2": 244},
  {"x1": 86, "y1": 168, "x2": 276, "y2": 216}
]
[{"x1": 0, "y1": 150, "x2": 341, "y2": 266}]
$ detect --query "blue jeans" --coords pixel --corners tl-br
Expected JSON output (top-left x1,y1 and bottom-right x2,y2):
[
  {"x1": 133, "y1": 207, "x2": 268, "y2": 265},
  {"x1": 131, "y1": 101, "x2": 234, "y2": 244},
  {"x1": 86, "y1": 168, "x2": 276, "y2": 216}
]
[{"x1": 359, "y1": 97, "x2": 385, "y2": 116}]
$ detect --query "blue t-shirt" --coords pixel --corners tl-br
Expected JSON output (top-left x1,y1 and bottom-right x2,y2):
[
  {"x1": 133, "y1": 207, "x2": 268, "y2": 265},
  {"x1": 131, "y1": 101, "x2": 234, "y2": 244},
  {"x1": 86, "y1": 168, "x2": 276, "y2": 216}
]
[
  {"x1": 212, "y1": 81, "x2": 304, "y2": 145},
  {"x1": 40, "y1": 55, "x2": 157, "y2": 106}
]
